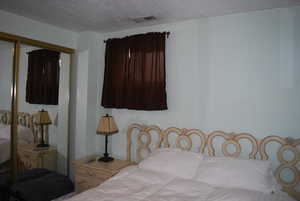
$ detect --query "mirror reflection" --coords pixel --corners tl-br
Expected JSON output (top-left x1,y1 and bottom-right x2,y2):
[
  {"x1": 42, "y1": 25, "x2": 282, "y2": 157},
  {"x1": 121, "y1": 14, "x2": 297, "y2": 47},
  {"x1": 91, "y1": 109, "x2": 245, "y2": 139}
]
[
  {"x1": 16, "y1": 44, "x2": 70, "y2": 175},
  {"x1": 0, "y1": 40, "x2": 14, "y2": 176}
]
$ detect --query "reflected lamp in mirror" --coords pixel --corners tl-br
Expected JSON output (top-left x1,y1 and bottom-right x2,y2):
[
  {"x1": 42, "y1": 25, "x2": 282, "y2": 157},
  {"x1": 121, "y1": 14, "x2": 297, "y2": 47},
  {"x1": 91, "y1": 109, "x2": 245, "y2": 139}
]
[
  {"x1": 97, "y1": 114, "x2": 118, "y2": 162},
  {"x1": 35, "y1": 109, "x2": 52, "y2": 148}
]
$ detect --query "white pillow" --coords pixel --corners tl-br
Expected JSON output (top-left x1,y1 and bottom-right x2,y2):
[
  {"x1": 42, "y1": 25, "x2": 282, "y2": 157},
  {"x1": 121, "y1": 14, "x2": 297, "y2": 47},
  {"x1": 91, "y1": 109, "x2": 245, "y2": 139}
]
[
  {"x1": 0, "y1": 125, "x2": 33, "y2": 144},
  {"x1": 0, "y1": 125, "x2": 10, "y2": 139},
  {"x1": 138, "y1": 148, "x2": 204, "y2": 179},
  {"x1": 195, "y1": 156, "x2": 279, "y2": 193},
  {"x1": 18, "y1": 126, "x2": 34, "y2": 144}
]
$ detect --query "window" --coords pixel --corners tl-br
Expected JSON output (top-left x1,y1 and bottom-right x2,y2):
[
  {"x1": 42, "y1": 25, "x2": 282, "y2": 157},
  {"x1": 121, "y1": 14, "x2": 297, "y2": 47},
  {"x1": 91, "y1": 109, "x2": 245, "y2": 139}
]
[
  {"x1": 101, "y1": 32, "x2": 168, "y2": 110},
  {"x1": 26, "y1": 49, "x2": 60, "y2": 105}
]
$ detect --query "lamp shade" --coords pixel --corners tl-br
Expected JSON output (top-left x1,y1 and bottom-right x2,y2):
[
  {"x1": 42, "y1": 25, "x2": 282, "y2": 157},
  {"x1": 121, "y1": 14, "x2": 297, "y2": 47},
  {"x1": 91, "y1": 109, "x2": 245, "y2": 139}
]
[
  {"x1": 97, "y1": 114, "x2": 118, "y2": 135},
  {"x1": 35, "y1": 110, "x2": 52, "y2": 125}
]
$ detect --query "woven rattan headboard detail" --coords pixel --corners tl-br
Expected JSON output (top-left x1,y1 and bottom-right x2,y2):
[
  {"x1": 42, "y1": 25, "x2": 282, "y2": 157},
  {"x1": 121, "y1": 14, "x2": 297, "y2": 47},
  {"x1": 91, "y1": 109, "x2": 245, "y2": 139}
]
[
  {"x1": 163, "y1": 127, "x2": 207, "y2": 153},
  {"x1": 260, "y1": 136, "x2": 300, "y2": 200},
  {"x1": 0, "y1": 110, "x2": 10, "y2": 124},
  {"x1": 17, "y1": 112, "x2": 39, "y2": 143},
  {"x1": 127, "y1": 124, "x2": 163, "y2": 162},
  {"x1": 207, "y1": 131, "x2": 259, "y2": 159},
  {"x1": 127, "y1": 124, "x2": 300, "y2": 201},
  {"x1": 0, "y1": 110, "x2": 38, "y2": 143}
]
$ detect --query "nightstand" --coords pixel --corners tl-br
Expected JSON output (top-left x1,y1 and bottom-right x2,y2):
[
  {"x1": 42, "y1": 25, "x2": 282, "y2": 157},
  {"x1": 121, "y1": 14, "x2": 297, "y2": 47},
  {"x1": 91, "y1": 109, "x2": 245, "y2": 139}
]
[
  {"x1": 73, "y1": 155, "x2": 132, "y2": 194},
  {"x1": 17, "y1": 144, "x2": 57, "y2": 172}
]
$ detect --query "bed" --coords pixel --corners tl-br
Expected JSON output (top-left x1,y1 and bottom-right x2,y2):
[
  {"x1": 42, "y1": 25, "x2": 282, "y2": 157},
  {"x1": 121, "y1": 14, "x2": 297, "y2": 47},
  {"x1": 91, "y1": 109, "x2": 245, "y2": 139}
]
[
  {"x1": 66, "y1": 124, "x2": 300, "y2": 201},
  {"x1": 0, "y1": 110, "x2": 38, "y2": 165}
]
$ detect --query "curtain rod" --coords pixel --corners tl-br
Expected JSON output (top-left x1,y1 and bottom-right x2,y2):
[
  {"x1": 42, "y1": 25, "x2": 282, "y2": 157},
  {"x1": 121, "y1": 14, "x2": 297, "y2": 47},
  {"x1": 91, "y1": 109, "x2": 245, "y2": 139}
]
[{"x1": 103, "y1": 31, "x2": 170, "y2": 43}]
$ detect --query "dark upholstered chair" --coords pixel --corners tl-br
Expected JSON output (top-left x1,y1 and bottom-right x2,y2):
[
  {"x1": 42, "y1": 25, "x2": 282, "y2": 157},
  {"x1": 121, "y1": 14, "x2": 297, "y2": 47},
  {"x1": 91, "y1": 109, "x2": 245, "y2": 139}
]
[
  {"x1": 0, "y1": 173, "x2": 10, "y2": 201},
  {"x1": 8, "y1": 169, "x2": 74, "y2": 201}
]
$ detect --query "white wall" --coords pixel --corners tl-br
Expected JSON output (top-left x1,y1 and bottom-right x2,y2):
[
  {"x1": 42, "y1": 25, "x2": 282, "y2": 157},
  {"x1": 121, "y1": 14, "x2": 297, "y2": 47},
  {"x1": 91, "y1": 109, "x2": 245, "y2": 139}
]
[
  {"x1": 205, "y1": 6, "x2": 300, "y2": 136},
  {"x1": 71, "y1": 31, "x2": 108, "y2": 162},
  {"x1": 0, "y1": 10, "x2": 77, "y2": 49},
  {"x1": 99, "y1": 6, "x2": 300, "y2": 160}
]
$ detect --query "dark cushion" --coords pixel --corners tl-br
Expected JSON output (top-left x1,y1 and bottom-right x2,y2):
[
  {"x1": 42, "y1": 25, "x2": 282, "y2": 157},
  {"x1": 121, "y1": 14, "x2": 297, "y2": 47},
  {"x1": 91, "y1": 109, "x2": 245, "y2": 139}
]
[
  {"x1": 0, "y1": 173, "x2": 10, "y2": 188},
  {"x1": 16, "y1": 168, "x2": 52, "y2": 183},
  {"x1": 11, "y1": 172, "x2": 74, "y2": 201},
  {"x1": 0, "y1": 173, "x2": 10, "y2": 201}
]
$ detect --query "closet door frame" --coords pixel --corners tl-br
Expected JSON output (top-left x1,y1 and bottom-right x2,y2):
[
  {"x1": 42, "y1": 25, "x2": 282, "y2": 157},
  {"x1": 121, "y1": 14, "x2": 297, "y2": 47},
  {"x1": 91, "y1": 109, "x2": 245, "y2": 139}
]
[{"x1": 0, "y1": 32, "x2": 75, "y2": 182}]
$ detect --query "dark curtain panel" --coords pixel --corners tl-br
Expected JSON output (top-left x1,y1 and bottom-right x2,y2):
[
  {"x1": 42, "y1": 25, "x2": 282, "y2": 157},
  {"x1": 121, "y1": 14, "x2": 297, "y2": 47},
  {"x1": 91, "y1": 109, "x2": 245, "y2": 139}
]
[
  {"x1": 26, "y1": 49, "x2": 60, "y2": 105},
  {"x1": 101, "y1": 32, "x2": 167, "y2": 110}
]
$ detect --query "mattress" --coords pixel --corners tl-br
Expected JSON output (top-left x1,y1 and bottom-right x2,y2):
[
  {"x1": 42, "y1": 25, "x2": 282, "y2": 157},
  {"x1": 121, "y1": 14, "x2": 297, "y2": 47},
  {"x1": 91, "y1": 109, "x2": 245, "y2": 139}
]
[{"x1": 65, "y1": 166, "x2": 296, "y2": 201}]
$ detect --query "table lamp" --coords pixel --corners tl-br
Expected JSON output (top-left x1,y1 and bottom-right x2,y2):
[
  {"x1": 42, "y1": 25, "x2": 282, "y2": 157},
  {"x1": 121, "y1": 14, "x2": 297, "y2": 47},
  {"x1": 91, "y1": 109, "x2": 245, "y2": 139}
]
[
  {"x1": 35, "y1": 109, "x2": 52, "y2": 148},
  {"x1": 97, "y1": 114, "x2": 118, "y2": 162}
]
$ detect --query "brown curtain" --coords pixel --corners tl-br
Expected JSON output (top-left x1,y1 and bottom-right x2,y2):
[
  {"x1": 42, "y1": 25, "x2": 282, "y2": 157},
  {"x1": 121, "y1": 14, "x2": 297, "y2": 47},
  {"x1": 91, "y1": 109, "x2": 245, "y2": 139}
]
[
  {"x1": 101, "y1": 32, "x2": 168, "y2": 110},
  {"x1": 26, "y1": 49, "x2": 60, "y2": 105}
]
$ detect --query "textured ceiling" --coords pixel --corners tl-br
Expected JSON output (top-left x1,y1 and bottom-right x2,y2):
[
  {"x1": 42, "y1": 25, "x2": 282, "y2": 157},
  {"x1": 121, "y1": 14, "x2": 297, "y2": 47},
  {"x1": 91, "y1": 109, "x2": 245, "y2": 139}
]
[{"x1": 0, "y1": 0, "x2": 299, "y2": 32}]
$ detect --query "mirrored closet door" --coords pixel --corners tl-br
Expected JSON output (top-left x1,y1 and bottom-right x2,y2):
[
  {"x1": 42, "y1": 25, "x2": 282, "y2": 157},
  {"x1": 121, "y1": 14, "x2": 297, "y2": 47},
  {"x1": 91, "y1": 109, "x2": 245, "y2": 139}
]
[
  {"x1": 0, "y1": 40, "x2": 14, "y2": 177},
  {"x1": 0, "y1": 32, "x2": 74, "y2": 182},
  {"x1": 17, "y1": 44, "x2": 71, "y2": 175}
]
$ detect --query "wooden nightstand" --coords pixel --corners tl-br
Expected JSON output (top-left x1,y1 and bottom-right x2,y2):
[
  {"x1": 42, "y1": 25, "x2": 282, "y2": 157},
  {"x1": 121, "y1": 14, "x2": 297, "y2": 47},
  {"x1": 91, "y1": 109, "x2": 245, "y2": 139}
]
[
  {"x1": 18, "y1": 144, "x2": 57, "y2": 172},
  {"x1": 73, "y1": 155, "x2": 132, "y2": 194}
]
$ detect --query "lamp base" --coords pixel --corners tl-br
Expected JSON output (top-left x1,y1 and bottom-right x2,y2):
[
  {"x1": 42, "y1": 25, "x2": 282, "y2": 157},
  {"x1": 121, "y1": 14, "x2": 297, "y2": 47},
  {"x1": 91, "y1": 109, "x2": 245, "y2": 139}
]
[
  {"x1": 36, "y1": 143, "x2": 49, "y2": 148},
  {"x1": 98, "y1": 153, "x2": 114, "y2": 163}
]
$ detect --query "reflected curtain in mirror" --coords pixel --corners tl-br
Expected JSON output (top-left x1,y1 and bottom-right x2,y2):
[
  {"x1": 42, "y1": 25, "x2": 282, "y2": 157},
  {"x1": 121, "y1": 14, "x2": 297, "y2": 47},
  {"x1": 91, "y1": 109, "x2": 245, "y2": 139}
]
[
  {"x1": 26, "y1": 49, "x2": 60, "y2": 105},
  {"x1": 101, "y1": 32, "x2": 168, "y2": 110}
]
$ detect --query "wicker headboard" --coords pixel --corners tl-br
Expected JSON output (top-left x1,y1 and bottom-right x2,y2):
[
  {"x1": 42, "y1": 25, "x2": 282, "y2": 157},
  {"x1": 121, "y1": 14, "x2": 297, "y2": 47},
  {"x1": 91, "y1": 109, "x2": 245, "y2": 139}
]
[
  {"x1": 0, "y1": 110, "x2": 38, "y2": 143},
  {"x1": 127, "y1": 124, "x2": 300, "y2": 201}
]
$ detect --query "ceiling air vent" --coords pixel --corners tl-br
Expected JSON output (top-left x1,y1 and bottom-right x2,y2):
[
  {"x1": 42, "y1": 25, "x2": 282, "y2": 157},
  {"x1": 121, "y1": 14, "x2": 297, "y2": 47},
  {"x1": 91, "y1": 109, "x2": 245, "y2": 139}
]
[{"x1": 131, "y1": 16, "x2": 157, "y2": 23}]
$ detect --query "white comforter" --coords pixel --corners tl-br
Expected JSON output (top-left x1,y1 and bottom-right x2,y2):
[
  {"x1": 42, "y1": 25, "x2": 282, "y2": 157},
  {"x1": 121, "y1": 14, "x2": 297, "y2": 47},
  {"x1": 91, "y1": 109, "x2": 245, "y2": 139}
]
[{"x1": 66, "y1": 166, "x2": 295, "y2": 201}]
